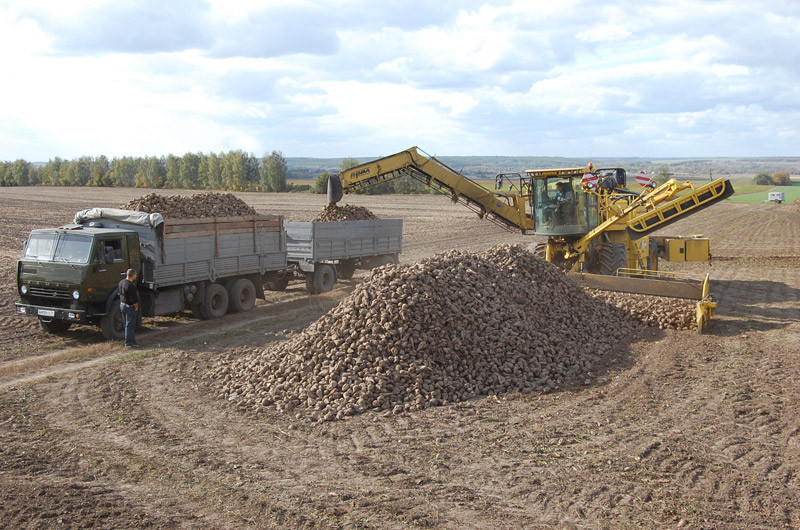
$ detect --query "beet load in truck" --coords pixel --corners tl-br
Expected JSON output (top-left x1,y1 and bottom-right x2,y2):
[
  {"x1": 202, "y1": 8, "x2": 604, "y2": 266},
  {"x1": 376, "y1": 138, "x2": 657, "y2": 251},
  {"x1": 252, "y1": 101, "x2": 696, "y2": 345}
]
[{"x1": 15, "y1": 208, "x2": 287, "y2": 340}]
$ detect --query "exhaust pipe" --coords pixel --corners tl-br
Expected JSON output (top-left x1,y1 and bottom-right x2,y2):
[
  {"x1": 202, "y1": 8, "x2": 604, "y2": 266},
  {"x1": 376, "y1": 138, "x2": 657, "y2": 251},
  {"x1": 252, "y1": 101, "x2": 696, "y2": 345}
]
[{"x1": 327, "y1": 174, "x2": 343, "y2": 204}]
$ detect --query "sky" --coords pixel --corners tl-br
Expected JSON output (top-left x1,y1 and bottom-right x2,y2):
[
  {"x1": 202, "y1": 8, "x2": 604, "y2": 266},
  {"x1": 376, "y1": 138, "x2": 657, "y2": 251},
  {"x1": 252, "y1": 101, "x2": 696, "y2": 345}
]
[{"x1": 0, "y1": 0, "x2": 798, "y2": 160}]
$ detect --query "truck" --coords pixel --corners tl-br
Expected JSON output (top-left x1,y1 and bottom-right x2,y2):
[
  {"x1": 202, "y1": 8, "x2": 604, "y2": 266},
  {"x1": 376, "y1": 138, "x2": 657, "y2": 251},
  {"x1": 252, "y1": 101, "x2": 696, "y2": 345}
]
[
  {"x1": 264, "y1": 219, "x2": 403, "y2": 294},
  {"x1": 15, "y1": 208, "x2": 286, "y2": 340}
]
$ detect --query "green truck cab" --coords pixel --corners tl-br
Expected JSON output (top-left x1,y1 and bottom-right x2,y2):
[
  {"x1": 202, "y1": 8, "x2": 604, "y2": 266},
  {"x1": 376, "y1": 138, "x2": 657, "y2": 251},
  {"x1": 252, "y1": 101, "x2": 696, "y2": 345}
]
[{"x1": 16, "y1": 225, "x2": 141, "y2": 338}]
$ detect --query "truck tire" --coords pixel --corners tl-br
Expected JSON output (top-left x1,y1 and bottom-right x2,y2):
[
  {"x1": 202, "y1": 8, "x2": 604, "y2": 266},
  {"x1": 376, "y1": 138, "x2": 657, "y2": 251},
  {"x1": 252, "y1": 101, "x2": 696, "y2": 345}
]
[
  {"x1": 101, "y1": 302, "x2": 125, "y2": 341},
  {"x1": 200, "y1": 283, "x2": 229, "y2": 320},
  {"x1": 228, "y1": 278, "x2": 256, "y2": 313},
  {"x1": 264, "y1": 271, "x2": 289, "y2": 291},
  {"x1": 337, "y1": 259, "x2": 357, "y2": 280},
  {"x1": 39, "y1": 318, "x2": 72, "y2": 335},
  {"x1": 313, "y1": 264, "x2": 337, "y2": 293},
  {"x1": 600, "y1": 243, "x2": 628, "y2": 276}
]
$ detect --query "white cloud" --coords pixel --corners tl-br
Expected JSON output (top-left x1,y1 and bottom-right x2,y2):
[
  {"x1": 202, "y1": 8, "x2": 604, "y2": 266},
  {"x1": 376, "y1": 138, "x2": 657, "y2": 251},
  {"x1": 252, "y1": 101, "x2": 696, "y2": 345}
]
[{"x1": 0, "y1": 0, "x2": 798, "y2": 159}]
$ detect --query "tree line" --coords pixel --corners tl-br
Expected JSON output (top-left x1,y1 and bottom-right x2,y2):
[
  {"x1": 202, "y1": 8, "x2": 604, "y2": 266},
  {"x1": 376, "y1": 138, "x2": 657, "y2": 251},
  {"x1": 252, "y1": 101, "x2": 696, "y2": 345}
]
[
  {"x1": 0, "y1": 150, "x2": 295, "y2": 192},
  {"x1": 0, "y1": 152, "x2": 436, "y2": 196}
]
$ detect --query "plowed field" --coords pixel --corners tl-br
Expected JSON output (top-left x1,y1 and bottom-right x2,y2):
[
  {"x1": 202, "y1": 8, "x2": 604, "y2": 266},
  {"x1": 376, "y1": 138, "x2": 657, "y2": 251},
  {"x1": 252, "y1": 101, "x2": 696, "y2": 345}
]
[{"x1": 1, "y1": 187, "x2": 798, "y2": 528}]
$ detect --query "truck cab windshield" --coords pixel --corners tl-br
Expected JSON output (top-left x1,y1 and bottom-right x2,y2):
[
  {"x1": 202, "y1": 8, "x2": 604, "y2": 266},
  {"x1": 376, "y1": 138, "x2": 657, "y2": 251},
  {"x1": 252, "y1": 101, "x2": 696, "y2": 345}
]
[
  {"x1": 53, "y1": 233, "x2": 93, "y2": 264},
  {"x1": 24, "y1": 233, "x2": 58, "y2": 260}
]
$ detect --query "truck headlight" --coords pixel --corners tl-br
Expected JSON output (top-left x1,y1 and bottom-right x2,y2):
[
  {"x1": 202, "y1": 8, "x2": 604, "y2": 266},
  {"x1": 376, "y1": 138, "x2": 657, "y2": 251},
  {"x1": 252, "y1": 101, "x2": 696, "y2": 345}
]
[
  {"x1": 72, "y1": 290, "x2": 80, "y2": 300},
  {"x1": 20, "y1": 285, "x2": 28, "y2": 295}
]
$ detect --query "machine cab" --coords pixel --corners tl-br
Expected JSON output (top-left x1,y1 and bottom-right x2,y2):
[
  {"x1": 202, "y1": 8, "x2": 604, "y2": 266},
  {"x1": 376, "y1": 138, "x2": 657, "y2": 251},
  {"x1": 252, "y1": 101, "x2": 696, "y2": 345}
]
[{"x1": 529, "y1": 171, "x2": 599, "y2": 237}]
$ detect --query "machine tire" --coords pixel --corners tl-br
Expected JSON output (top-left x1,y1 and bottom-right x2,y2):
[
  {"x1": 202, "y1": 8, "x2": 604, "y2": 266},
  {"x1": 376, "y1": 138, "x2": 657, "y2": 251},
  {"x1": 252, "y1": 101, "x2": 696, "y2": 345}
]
[
  {"x1": 337, "y1": 260, "x2": 357, "y2": 280},
  {"x1": 100, "y1": 301, "x2": 125, "y2": 341},
  {"x1": 39, "y1": 318, "x2": 72, "y2": 335},
  {"x1": 600, "y1": 243, "x2": 628, "y2": 276},
  {"x1": 200, "y1": 283, "x2": 229, "y2": 320},
  {"x1": 312, "y1": 264, "x2": 337, "y2": 294},
  {"x1": 532, "y1": 243, "x2": 546, "y2": 259},
  {"x1": 264, "y1": 271, "x2": 289, "y2": 291},
  {"x1": 228, "y1": 278, "x2": 256, "y2": 313}
]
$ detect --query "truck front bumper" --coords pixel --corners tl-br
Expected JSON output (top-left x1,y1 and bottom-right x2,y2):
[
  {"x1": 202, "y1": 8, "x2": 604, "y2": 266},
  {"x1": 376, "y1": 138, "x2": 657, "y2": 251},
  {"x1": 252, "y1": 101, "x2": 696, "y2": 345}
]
[{"x1": 15, "y1": 303, "x2": 87, "y2": 323}]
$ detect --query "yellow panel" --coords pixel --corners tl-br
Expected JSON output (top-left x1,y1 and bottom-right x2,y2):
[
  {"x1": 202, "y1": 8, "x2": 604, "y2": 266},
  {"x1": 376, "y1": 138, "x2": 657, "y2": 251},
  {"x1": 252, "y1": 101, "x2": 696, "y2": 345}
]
[
  {"x1": 685, "y1": 238, "x2": 710, "y2": 261},
  {"x1": 665, "y1": 238, "x2": 686, "y2": 261}
]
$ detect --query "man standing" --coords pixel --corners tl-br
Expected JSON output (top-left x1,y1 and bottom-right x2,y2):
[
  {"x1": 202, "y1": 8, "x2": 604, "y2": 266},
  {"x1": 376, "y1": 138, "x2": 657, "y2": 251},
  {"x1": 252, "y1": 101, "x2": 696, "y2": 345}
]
[{"x1": 118, "y1": 269, "x2": 141, "y2": 348}]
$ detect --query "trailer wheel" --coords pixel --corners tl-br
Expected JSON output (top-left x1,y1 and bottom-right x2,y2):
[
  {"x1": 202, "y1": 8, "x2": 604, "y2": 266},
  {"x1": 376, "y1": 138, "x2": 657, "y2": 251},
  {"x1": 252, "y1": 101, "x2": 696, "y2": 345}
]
[
  {"x1": 39, "y1": 318, "x2": 72, "y2": 335},
  {"x1": 228, "y1": 278, "x2": 256, "y2": 313},
  {"x1": 264, "y1": 271, "x2": 289, "y2": 291},
  {"x1": 600, "y1": 243, "x2": 628, "y2": 276},
  {"x1": 337, "y1": 259, "x2": 357, "y2": 280},
  {"x1": 314, "y1": 264, "x2": 337, "y2": 293},
  {"x1": 100, "y1": 302, "x2": 125, "y2": 341},
  {"x1": 200, "y1": 283, "x2": 229, "y2": 319}
]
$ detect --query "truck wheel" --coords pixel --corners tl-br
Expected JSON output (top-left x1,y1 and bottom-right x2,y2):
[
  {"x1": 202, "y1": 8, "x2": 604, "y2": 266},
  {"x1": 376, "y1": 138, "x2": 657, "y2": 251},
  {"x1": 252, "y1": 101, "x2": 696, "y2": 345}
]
[
  {"x1": 101, "y1": 302, "x2": 125, "y2": 341},
  {"x1": 228, "y1": 278, "x2": 256, "y2": 313},
  {"x1": 39, "y1": 318, "x2": 72, "y2": 335},
  {"x1": 264, "y1": 271, "x2": 289, "y2": 291},
  {"x1": 305, "y1": 272, "x2": 317, "y2": 294},
  {"x1": 337, "y1": 260, "x2": 357, "y2": 280},
  {"x1": 313, "y1": 264, "x2": 337, "y2": 293},
  {"x1": 600, "y1": 243, "x2": 628, "y2": 276},
  {"x1": 200, "y1": 283, "x2": 229, "y2": 320}
]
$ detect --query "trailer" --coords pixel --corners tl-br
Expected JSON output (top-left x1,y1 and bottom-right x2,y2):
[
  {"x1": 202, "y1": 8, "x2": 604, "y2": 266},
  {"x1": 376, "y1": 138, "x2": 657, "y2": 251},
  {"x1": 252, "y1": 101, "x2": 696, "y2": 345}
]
[
  {"x1": 265, "y1": 219, "x2": 403, "y2": 294},
  {"x1": 15, "y1": 208, "x2": 286, "y2": 340}
]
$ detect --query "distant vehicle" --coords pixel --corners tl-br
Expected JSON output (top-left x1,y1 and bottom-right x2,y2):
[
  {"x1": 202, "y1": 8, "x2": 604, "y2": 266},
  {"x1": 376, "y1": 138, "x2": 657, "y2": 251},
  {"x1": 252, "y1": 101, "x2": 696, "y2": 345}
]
[{"x1": 767, "y1": 191, "x2": 785, "y2": 204}]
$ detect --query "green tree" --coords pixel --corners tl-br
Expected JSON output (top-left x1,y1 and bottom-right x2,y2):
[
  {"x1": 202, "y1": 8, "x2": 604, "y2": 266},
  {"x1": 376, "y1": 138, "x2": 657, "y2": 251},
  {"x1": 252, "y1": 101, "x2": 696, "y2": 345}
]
[
  {"x1": 91, "y1": 155, "x2": 109, "y2": 186},
  {"x1": 772, "y1": 170, "x2": 791, "y2": 186},
  {"x1": 180, "y1": 152, "x2": 201, "y2": 189},
  {"x1": 340, "y1": 157, "x2": 359, "y2": 171},
  {"x1": 314, "y1": 171, "x2": 332, "y2": 194},
  {"x1": 207, "y1": 153, "x2": 221, "y2": 190},
  {"x1": 267, "y1": 150, "x2": 288, "y2": 192},
  {"x1": 11, "y1": 159, "x2": 31, "y2": 186},
  {"x1": 259, "y1": 154, "x2": 273, "y2": 192},
  {"x1": 753, "y1": 172, "x2": 772, "y2": 185},
  {"x1": 165, "y1": 154, "x2": 181, "y2": 188},
  {"x1": 655, "y1": 167, "x2": 672, "y2": 181}
]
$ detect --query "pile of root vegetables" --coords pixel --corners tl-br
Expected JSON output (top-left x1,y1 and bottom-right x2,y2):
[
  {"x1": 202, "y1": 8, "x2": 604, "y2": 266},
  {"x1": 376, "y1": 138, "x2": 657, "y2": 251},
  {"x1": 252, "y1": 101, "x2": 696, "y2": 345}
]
[
  {"x1": 208, "y1": 245, "x2": 638, "y2": 422},
  {"x1": 313, "y1": 204, "x2": 378, "y2": 222},
  {"x1": 588, "y1": 290, "x2": 697, "y2": 331},
  {"x1": 123, "y1": 192, "x2": 257, "y2": 218}
]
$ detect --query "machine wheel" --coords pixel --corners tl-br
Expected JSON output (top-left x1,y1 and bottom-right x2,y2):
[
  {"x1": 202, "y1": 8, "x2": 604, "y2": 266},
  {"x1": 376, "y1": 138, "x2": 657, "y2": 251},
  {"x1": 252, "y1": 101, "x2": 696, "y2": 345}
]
[
  {"x1": 39, "y1": 318, "x2": 72, "y2": 335},
  {"x1": 264, "y1": 271, "x2": 290, "y2": 291},
  {"x1": 100, "y1": 301, "x2": 125, "y2": 341},
  {"x1": 532, "y1": 243, "x2": 546, "y2": 259},
  {"x1": 200, "y1": 283, "x2": 229, "y2": 320},
  {"x1": 312, "y1": 264, "x2": 337, "y2": 294},
  {"x1": 228, "y1": 278, "x2": 256, "y2": 313},
  {"x1": 337, "y1": 260, "x2": 357, "y2": 280},
  {"x1": 600, "y1": 243, "x2": 628, "y2": 276}
]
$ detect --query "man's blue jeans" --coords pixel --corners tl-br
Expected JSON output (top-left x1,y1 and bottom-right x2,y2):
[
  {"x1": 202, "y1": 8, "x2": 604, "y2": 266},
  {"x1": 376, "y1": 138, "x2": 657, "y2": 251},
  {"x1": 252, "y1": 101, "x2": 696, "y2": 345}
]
[{"x1": 121, "y1": 303, "x2": 137, "y2": 346}]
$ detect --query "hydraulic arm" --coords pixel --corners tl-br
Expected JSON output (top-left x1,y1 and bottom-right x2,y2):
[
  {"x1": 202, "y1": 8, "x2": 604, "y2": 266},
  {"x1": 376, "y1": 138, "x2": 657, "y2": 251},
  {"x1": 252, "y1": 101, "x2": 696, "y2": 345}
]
[{"x1": 328, "y1": 147, "x2": 535, "y2": 231}]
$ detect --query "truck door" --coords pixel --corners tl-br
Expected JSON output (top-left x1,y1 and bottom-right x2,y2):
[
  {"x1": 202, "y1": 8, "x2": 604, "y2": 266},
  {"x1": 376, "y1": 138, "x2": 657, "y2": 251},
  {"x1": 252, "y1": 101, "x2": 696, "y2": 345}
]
[{"x1": 92, "y1": 236, "x2": 130, "y2": 305}]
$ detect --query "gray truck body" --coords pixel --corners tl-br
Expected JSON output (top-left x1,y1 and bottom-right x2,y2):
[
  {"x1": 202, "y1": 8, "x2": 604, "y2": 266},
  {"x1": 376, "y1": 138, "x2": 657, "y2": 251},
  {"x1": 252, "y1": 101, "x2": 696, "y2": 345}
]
[{"x1": 285, "y1": 219, "x2": 403, "y2": 271}]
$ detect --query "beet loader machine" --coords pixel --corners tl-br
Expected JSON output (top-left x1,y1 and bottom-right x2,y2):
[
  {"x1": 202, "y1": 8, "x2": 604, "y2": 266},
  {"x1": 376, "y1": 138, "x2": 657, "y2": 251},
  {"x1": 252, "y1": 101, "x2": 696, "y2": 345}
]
[{"x1": 327, "y1": 147, "x2": 734, "y2": 331}]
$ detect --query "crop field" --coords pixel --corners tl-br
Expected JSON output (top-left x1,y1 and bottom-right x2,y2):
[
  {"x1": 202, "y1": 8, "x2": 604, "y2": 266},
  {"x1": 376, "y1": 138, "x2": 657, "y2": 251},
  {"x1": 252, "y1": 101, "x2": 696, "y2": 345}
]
[{"x1": 0, "y1": 187, "x2": 798, "y2": 528}]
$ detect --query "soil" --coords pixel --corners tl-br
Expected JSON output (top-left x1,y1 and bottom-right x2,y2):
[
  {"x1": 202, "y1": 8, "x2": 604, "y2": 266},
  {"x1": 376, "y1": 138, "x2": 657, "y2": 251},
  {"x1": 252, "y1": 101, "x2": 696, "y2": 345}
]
[{"x1": 0, "y1": 187, "x2": 798, "y2": 528}]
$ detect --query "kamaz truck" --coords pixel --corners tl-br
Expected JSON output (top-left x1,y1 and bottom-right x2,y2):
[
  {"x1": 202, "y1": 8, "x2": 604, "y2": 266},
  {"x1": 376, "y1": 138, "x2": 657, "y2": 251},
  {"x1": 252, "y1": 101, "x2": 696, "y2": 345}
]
[{"x1": 15, "y1": 209, "x2": 286, "y2": 340}]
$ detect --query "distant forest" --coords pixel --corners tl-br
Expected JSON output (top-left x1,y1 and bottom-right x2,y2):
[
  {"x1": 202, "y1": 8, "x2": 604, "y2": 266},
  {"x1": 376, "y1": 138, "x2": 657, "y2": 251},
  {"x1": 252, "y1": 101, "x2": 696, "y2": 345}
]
[{"x1": 1, "y1": 150, "x2": 797, "y2": 191}]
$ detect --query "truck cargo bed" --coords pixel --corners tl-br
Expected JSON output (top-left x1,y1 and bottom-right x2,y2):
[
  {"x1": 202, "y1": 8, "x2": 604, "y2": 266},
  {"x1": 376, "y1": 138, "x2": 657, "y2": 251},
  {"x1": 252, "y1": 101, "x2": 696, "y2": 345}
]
[{"x1": 285, "y1": 219, "x2": 402, "y2": 263}]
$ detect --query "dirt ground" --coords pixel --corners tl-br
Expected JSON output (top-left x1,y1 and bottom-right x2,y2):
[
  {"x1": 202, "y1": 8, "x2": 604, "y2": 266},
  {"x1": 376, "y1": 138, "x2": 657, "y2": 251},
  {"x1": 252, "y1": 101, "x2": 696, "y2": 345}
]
[{"x1": 0, "y1": 187, "x2": 798, "y2": 528}]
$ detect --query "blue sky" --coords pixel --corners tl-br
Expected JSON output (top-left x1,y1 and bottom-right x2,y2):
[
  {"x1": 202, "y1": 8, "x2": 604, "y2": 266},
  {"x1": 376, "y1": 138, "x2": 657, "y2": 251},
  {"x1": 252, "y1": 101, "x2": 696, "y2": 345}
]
[{"x1": 1, "y1": 0, "x2": 798, "y2": 160}]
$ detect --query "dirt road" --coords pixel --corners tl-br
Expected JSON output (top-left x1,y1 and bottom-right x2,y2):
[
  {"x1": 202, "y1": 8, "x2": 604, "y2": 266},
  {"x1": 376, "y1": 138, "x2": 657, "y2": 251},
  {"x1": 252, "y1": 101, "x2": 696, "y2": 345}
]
[{"x1": 1, "y1": 188, "x2": 798, "y2": 528}]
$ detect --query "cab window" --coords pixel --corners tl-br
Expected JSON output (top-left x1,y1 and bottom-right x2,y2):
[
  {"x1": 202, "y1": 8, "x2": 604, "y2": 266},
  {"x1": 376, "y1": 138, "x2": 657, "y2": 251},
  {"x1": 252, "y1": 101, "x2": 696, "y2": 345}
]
[{"x1": 97, "y1": 239, "x2": 124, "y2": 263}]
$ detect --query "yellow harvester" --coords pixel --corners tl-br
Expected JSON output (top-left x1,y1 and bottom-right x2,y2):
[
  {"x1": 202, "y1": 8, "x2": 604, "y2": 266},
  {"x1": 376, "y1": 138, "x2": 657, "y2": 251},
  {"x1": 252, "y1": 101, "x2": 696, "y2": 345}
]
[{"x1": 327, "y1": 147, "x2": 734, "y2": 331}]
